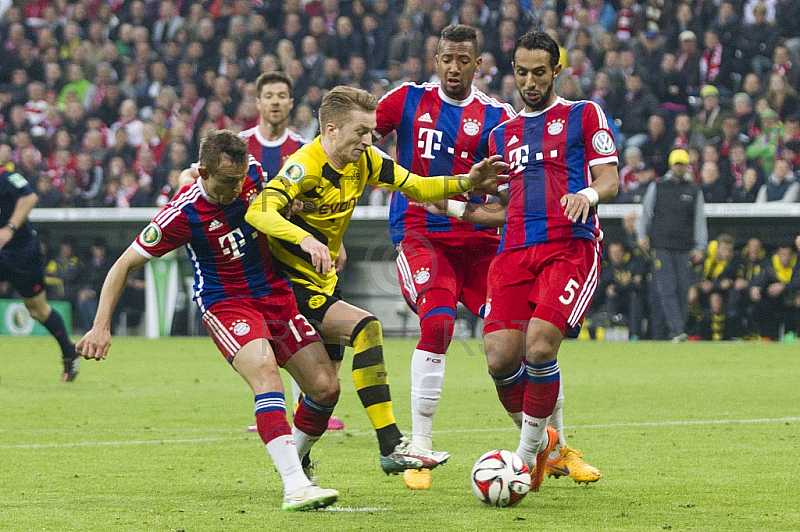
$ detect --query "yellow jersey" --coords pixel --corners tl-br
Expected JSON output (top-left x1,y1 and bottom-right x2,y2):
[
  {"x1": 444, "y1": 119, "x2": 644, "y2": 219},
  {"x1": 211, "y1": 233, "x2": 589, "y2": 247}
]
[{"x1": 245, "y1": 137, "x2": 473, "y2": 294}]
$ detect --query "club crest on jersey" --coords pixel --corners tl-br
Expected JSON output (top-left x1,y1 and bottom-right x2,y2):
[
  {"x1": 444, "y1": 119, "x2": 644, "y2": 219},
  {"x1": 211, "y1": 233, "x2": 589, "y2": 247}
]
[
  {"x1": 282, "y1": 162, "x2": 306, "y2": 183},
  {"x1": 208, "y1": 219, "x2": 223, "y2": 231},
  {"x1": 413, "y1": 267, "x2": 431, "y2": 285},
  {"x1": 140, "y1": 223, "x2": 162, "y2": 247},
  {"x1": 230, "y1": 319, "x2": 250, "y2": 336},
  {"x1": 462, "y1": 118, "x2": 481, "y2": 136},
  {"x1": 547, "y1": 119, "x2": 565, "y2": 136},
  {"x1": 592, "y1": 130, "x2": 616, "y2": 155},
  {"x1": 308, "y1": 294, "x2": 327, "y2": 309}
]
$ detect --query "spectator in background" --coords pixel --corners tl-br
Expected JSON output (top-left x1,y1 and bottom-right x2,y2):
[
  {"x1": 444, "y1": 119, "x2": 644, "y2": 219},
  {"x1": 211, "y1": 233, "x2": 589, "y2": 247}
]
[
  {"x1": 693, "y1": 85, "x2": 725, "y2": 140},
  {"x1": 595, "y1": 241, "x2": 638, "y2": 326},
  {"x1": 733, "y1": 92, "x2": 759, "y2": 139},
  {"x1": 720, "y1": 237, "x2": 768, "y2": 335},
  {"x1": 655, "y1": 52, "x2": 689, "y2": 117},
  {"x1": 640, "y1": 114, "x2": 671, "y2": 176},
  {"x1": 765, "y1": 73, "x2": 800, "y2": 120},
  {"x1": 725, "y1": 144, "x2": 754, "y2": 189},
  {"x1": 741, "y1": 2, "x2": 778, "y2": 79},
  {"x1": 687, "y1": 234, "x2": 736, "y2": 339},
  {"x1": 44, "y1": 236, "x2": 84, "y2": 316},
  {"x1": 711, "y1": 115, "x2": 751, "y2": 162},
  {"x1": 673, "y1": 112, "x2": 705, "y2": 151},
  {"x1": 675, "y1": 30, "x2": 702, "y2": 93},
  {"x1": 700, "y1": 161, "x2": 733, "y2": 202},
  {"x1": 747, "y1": 108, "x2": 783, "y2": 174},
  {"x1": 618, "y1": 72, "x2": 660, "y2": 147},
  {"x1": 750, "y1": 242, "x2": 799, "y2": 340},
  {"x1": 771, "y1": 45, "x2": 800, "y2": 90},
  {"x1": 76, "y1": 238, "x2": 113, "y2": 332},
  {"x1": 756, "y1": 158, "x2": 800, "y2": 202},
  {"x1": 638, "y1": 149, "x2": 708, "y2": 342},
  {"x1": 292, "y1": 102, "x2": 319, "y2": 141}
]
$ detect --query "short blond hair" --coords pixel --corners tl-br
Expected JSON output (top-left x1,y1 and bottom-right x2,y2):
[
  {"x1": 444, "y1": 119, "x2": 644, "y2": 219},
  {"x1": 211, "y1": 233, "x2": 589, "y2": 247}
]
[{"x1": 319, "y1": 86, "x2": 377, "y2": 129}]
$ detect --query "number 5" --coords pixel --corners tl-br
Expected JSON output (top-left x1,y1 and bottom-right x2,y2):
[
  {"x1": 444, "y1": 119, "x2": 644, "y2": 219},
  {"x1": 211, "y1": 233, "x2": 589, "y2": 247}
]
[{"x1": 559, "y1": 279, "x2": 580, "y2": 305}]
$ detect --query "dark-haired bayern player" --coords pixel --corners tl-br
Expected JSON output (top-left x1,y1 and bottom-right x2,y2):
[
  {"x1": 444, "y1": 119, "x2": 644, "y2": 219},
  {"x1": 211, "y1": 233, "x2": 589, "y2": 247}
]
[
  {"x1": 76, "y1": 130, "x2": 340, "y2": 511},
  {"x1": 425, "y1": 31, "x2": 618, "y2": 490},
  {"x1": 484, "y1": 31, "x2": 619, "y2": 491},
  {"x1": 0, "y1": 165, "x2": 79, "y2": 382},
  {"x1": 375, "y1": 24, "x2": 515, "y2": 490}
]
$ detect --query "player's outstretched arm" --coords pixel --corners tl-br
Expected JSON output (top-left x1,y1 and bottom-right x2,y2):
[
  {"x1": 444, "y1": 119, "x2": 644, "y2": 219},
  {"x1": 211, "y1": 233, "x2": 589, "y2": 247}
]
[
  {"x1": 560, "y1": 162, "x2": 620, "y2": 223},
  {"x1": 392, "y1": 155, "x2": 509, "y2": 202},
  {"x1": 411, "y1": 189, "x2": 509, "y2": 227},
  {"x1": 76, "y1": 247, "x2": 149, "y2": 360}
]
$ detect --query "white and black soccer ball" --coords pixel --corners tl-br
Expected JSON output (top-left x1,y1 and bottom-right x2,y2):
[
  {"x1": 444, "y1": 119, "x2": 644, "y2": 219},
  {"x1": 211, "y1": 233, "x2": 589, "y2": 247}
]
[{"x1": 471, "y1": 449, "x2": 531, "y2": 507}]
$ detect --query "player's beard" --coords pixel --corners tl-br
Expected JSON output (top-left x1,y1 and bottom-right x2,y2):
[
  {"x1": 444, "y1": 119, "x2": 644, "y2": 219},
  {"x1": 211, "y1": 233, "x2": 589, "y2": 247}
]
[{"x1": 521, "y1": 80, "x2": 555, "y2": 112}]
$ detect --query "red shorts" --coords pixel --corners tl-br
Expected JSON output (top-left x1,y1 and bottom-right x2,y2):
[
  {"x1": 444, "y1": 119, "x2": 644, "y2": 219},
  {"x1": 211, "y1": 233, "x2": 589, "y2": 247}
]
[
  {"x1": 483, "y1": 239, "x2": 601, "y2": 335},
  {"x1": 396, "y1": 233, "x2": 499, "y2": 317},
  {"x1": 201, "y1": 287, "x2": 321, "y2": 365}
]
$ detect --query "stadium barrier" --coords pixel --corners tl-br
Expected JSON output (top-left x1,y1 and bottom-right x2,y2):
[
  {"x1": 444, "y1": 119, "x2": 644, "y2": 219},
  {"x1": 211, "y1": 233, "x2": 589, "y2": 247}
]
[{"x1": 26, "y1": 204, "x2": 800, "y2": 336}]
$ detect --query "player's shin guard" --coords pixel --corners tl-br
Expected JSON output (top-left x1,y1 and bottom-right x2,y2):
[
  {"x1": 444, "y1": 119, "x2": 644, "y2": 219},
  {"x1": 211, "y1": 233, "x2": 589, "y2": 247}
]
[
  {"x1": 350, "y1": 316, "x2": 403, "y2": 456},
  {"x1": 42, "y1": 308, "x2": 74, "y2": 356},
  {"x1": 490, "y1": 363, "x2": 526, "y2": 428},
  {"x1": 292, "y1": 394, "x2": 338, "y2": 459},
  {"x1": 516, "y1": 359, "x2": 560, "y2": 468},
  {"x1": 255, "y1": 392, "x2": 309, "y2": 494}
]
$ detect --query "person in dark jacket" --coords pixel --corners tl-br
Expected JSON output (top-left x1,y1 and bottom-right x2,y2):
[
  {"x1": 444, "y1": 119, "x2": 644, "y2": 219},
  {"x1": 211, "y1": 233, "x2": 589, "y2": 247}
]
[{"x1": 637, "y1": 149, "x2": 708, "y2": 342}]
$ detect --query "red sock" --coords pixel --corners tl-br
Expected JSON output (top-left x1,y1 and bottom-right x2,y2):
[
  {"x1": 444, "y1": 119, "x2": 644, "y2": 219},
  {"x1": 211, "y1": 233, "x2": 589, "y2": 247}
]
[{"x1": 254, "y1": 392, "x2": 291, "y2": 445}]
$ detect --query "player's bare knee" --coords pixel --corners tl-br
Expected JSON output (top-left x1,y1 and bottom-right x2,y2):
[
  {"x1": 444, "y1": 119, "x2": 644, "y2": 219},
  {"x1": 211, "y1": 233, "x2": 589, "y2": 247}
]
[
  {"x1": 525, "y1": 336, "x2": 559, "y2": 364},
  {"x1": 307, "y1": 374, "x2": 340, "y2": 405}
]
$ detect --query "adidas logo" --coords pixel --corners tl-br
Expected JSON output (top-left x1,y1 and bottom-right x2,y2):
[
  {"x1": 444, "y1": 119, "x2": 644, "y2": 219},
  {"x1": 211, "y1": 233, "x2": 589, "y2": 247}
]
[
  {"x1": 508, "y1": 135, "x2": 519, "y2": 146},
  {"x1": 418, "y1": 112, "x2": 432, "y2": 123},
  {"x1": 208, "y1": 219, "x2": 223, "y2": 231}
]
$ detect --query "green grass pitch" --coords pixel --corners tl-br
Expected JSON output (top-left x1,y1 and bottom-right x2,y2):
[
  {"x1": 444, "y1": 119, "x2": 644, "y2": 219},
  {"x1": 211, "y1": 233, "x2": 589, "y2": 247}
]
[{"x1": 1, "y1": 337, "x2": 798, "y2": 531}]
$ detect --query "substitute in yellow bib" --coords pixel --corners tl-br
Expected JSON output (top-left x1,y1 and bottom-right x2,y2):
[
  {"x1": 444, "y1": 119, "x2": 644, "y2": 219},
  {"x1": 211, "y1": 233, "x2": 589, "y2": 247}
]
[{"x1": 245, "y1": 86, "x2": 506, "y2": 475}]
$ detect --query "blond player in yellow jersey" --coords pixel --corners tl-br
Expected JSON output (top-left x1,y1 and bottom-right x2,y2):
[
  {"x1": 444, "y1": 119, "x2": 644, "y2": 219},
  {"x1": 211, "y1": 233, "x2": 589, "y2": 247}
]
[{"x1": 246, "y1": 86, "x2": 507, "y2": 475}]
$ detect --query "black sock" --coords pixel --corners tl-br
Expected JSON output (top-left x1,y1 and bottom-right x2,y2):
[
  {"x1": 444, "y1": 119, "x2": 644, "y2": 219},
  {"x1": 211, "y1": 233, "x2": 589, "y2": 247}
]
[{"x1": 42, "y1": 309, "x2": 74, "y2": 358}]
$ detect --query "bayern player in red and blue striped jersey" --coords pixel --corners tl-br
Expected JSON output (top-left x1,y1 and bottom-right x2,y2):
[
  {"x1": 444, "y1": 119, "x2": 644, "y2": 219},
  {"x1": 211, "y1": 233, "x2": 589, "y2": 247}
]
[
  {"x1": 480, "y1": 32, "x2": 619, "y2": 490},
  {"x1": 76, "y1": 131, "x2": 341, "y2": 511},
  {"x1": 375, "y1": 25, "x2": 515, "y2": 490},
  {"x1": 239, "y1": 72, "x2": 310, "y2": 179}
]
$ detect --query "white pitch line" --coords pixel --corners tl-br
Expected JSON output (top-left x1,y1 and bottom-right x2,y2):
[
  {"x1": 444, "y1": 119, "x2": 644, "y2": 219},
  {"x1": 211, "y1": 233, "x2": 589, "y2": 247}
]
[
  {"x1": 322, "y1": 507, "x2": 389, "y2": 512},
  {"x1": 1, "y1": 417, "x2": 797, "y2": 450}
]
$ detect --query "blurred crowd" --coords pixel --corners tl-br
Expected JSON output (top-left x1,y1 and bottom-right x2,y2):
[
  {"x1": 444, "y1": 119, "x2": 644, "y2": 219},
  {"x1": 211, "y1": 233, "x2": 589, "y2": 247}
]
[{"x1": 0, "y1": 0, "x2": 799, "y2": 208}]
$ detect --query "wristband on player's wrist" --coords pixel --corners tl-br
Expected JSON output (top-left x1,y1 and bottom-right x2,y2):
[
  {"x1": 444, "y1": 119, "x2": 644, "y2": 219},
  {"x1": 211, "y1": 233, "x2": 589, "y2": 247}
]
[
  {"x1": 445, "y1": 200, "x2": 467, "y2": 220},
  {"x1": 5, "y1": 222, "x2": 17, "y2": 233},
  {"x1": 576, "y1": 187, "x2": 599, "y2": 207}
]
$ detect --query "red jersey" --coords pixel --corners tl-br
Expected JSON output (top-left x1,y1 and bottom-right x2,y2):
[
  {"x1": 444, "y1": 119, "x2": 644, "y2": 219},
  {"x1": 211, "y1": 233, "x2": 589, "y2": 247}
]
[
  {"x1": 488, "y1": 97, "x2": 618, "y2": 253},
  {"x1": 239, "y1": 127, "x2": 310, "y2": 179},
  {"x1": 376, "y1": 82, "x2": 515, "y2": 245},
  {"x1": 132, "y1": 156, "x2": 288, "y2": 313}
]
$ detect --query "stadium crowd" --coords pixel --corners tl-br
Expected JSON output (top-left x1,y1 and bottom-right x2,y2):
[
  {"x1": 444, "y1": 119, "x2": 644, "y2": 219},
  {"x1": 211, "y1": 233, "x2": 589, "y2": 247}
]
[{"x1": 0, "y1": 0, "x2": 798, "y2": 340}]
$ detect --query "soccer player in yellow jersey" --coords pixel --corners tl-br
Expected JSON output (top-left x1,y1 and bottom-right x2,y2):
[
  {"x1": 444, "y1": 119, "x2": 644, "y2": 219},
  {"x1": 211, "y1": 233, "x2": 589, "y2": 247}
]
[{"x1": 246, "y1": 86, "x2": 507, "y2": 474}]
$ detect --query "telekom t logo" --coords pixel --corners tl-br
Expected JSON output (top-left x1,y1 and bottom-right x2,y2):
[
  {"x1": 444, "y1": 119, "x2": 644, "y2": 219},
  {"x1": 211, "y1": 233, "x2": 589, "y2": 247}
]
[
  {"x1": 508, "y1": 145, "x2": 529, "y2": 173},
  {"x1": 417, "y1": 128, "x2": 443, "y2": 159},
  {"x1": 218, "y1": 228, "x2": 247, "y2": 260}
]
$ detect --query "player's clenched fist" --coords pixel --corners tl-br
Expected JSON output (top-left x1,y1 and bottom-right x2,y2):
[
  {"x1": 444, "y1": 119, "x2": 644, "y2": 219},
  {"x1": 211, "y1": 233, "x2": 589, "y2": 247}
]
[{"x1": 76, "y1": 329, "x2": 112, "y2": 360}]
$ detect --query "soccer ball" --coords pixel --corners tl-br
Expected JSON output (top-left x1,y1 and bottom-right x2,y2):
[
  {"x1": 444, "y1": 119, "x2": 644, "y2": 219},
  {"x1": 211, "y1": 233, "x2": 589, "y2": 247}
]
[{"x1": 470, "y1": 449, "x2": 531, "y2": 507}]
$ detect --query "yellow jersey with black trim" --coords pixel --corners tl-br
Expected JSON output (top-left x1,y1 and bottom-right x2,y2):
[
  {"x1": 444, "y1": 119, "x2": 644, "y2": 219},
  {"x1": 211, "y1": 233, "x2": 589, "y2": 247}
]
[{"x1": 246, "y1": 136, "x2": 472, "y2": 295}]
